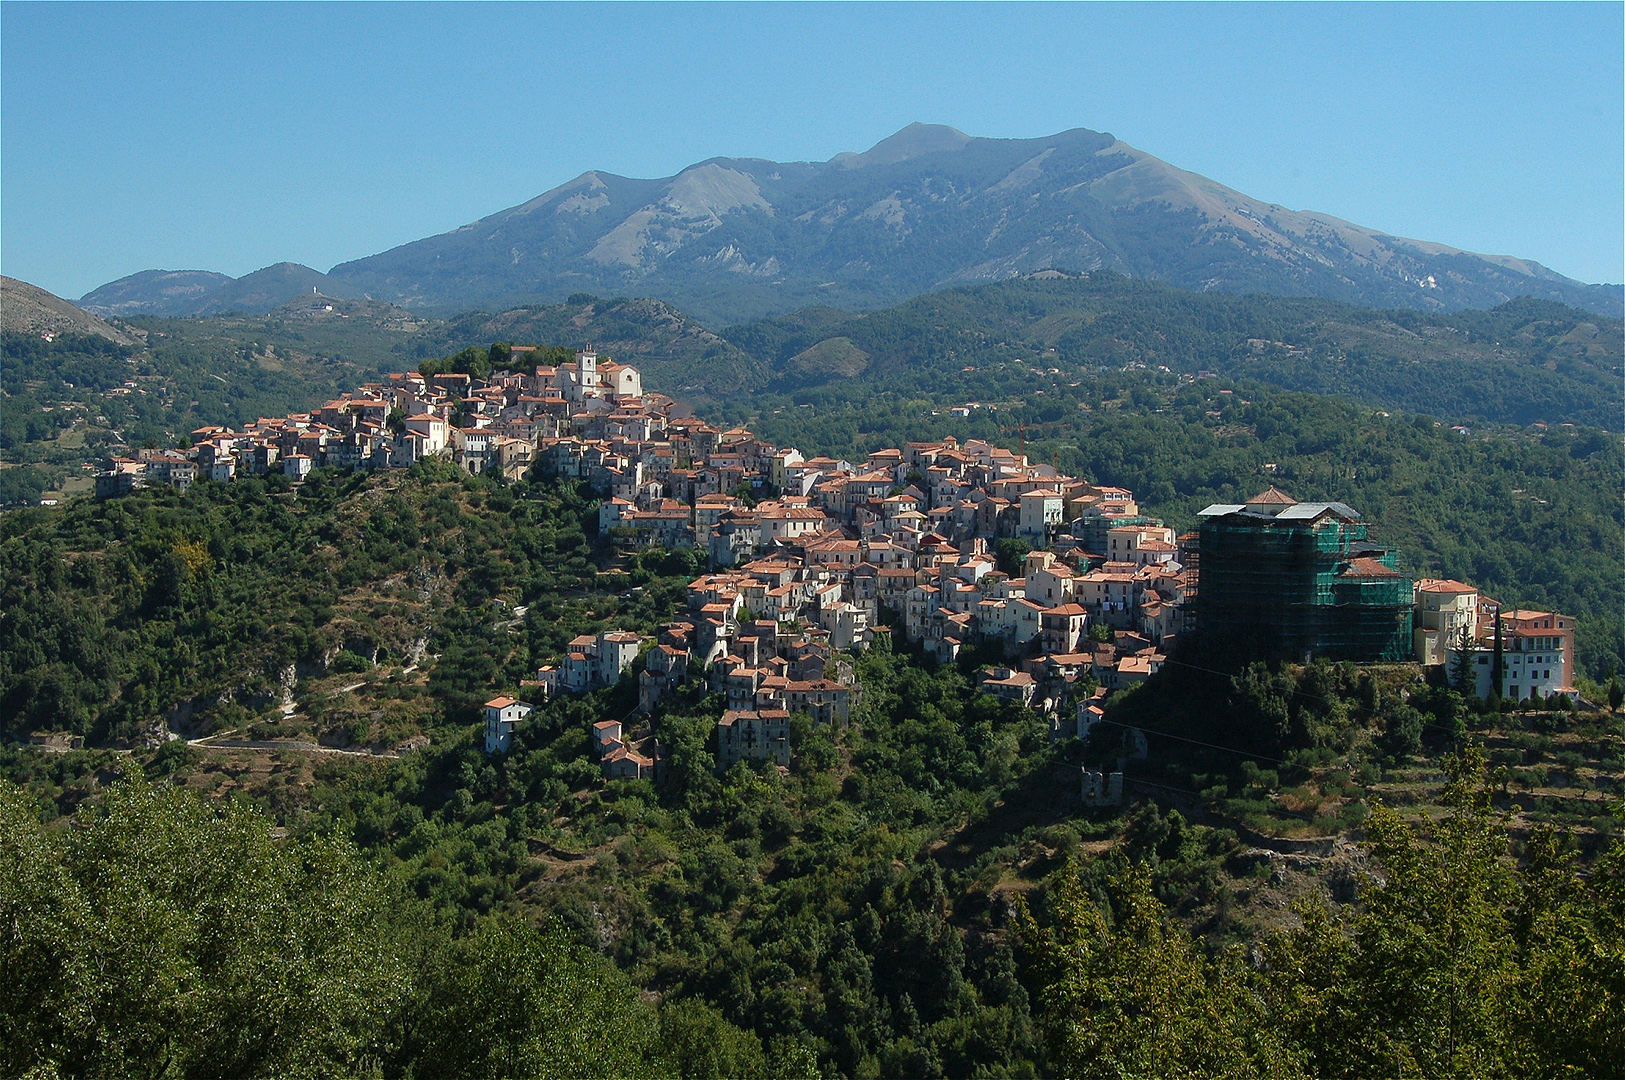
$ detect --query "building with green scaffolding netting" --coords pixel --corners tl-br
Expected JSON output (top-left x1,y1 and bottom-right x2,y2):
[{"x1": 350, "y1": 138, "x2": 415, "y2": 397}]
[{"x1": 1195, "y1": 487, "x2": 1413, "y2": 662}]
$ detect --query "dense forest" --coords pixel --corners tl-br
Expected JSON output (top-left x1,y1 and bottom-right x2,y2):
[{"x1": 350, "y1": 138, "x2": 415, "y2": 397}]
[{"x1": 6, "y1": 695, "x2": 1622, "y2": 1077}]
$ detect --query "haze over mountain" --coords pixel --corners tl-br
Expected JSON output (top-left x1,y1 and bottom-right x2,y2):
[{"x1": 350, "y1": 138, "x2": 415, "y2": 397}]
[{"x1": 80, "y1": 124, "x2": 1621, "y2": 325}]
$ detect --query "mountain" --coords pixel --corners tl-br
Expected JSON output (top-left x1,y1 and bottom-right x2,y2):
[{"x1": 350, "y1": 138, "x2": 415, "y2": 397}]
[
  {"x1": 327, "y1": 124, "x2": 1622, "y2": 324},
  {"x1": 1, "y1": 276, "x2": 143, "y2": 346},
  {"x1": 79, "y1": 263, "x2": 363, "y2": 318},
  {"x1": 191, "y1": 262, "x2": 365, "y2": 314},
  {"x1": 78, "y1": 269, "x2": 234, "y2": 318}
]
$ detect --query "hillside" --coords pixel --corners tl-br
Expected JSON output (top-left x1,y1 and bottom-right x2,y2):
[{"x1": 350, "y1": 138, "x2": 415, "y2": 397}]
[
  {"x1": 191, "y1": 262, "x2": 367, "y2": 314},
  {"x1": 325, "y1": 123, "x2": 1620, "y2": 323},
  {"x1": 76, "y1": 268, "x2": 235, "y2": 317},
  {"x1": 724, "y1": 273, "x2": 1625, "y2": 430},
  {"x1": 414, "y1": 296, "x2": 766, "y2": 400},
  {"x1": 0, "y1": 294, "x2": 435, "y2": 505},
  {"x1": 0, "y1": 466, "x2": 676, "y2": 746},
  {"x1": 0, "y1": 276, "x2": 143, "y2": 347},
  {"x1": 4, "y1": 463, "x2": 1621, "y2": 1080}
]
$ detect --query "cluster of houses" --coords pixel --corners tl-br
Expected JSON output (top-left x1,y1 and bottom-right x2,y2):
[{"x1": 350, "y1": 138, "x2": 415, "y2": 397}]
[
  {"x1": 473, "y1": 355, "x2": 1203, "y2": 773},
  {"x1": 488, "y1": 603, "x2": 862, "y2": 776},
  {"x1": 517, "y1": 402, "x2": 1579, "y2": 775},
  {"x1": 96, "y1": 346, "x2": 651, "y2": 492},
  {"x1": 98, "y1": 347, "x2": 1577, "y2": 779}
]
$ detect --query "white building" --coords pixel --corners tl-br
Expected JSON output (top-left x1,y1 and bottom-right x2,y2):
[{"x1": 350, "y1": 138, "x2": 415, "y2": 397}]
[
  {"x1": 554, "y1": 349, "x2": 643, "y2": 403},
  {"x1": 484, "y1": 696, "x2": 533, "y2": 754},
  {"x1": 1413, "y1": 579, "x2": 1479, "y2": 666},
  {"x1": 597, "y1": 631, "x2": 642, "y2": 686},
  {"x1": 1450, "y1": 619, "x2": 1572, "y2": 702},
  {"x1": 1018, "y1": 488, "x2": 1065, "y2": 542}
]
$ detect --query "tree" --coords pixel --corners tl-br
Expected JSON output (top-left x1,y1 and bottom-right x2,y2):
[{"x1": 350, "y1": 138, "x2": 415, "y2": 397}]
[
  {"x1": 1016, "y1": 861, "x2": 1301, "y2": 1079},
  {"x1": 658, "y1": 998, "x2": 768, "y2": 1080},
  {"x1": 996, "y1": 538, "x2": 1031, "y2": 577},
  {"x1": 413, "y1": 916, "x2": 672, "y2": 1079},
  {"x1": 1376, "y1": 703, "x2": 1424, "y2": 761},
  {"x1": 1448, "y1": 625, "x2": 1475, "y2": 696},
  {"x1": 1338, "y1": 748, "x2": 1518, "y2": 1077},
  {"x1": 0, "y1": 776, "x2": 409, "y2": 1078},
  {"x1": 1490, "y1": 606, "x2": 1506, "y2": 704},
  {"x1": 1259, "y1": 747, "x2": 1625, "y2": 1077}
]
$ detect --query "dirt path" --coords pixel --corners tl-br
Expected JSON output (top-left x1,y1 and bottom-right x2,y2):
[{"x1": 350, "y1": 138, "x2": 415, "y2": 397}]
[{"x1": 188, "y1": 731, "x2": 396, "y2": 758}]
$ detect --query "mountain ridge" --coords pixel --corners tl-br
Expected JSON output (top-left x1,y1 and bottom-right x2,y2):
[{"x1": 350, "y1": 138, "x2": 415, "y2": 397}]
[
  {"x1": 81, "y1": 124, "x2": 1621, "y2": 323},
  {"x1": 326, "y1": 124, "x2": 1620, "y2": 322},
  {"x1": 80, "y1": 262, "x2": 362, "y2": 318}
]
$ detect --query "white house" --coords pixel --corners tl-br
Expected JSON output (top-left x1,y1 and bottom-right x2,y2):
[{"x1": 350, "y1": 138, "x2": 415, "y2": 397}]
[
  {"x1": 1413, "y1": 579, "x2": 1478, "y2": 666},
  {"x1": 403, "y1": 413, "x2": 449, "y2": 454},
  {"x1": 597, "y1": 630, "x2": 641, "y2": 685},
  {"x1": 484, "y1": 696, "x2": 533, "y2": 754},
  {"x1": 1018, "y1": 488, "x2": 1065, "y2": 542}
]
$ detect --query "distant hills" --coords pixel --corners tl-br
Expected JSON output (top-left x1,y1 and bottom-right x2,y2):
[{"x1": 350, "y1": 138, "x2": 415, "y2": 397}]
[
  {"x1": 80, "y1": 262, "x2": 363, "y2": 318},
  {"x1": 76, "y1": 269, "x2": 235, "y2": 317},
  {"x1": 78, "y1": 124, "x2": 1622, "y2": 324},
  {"x1": 17, "y1": 259, "x2": 1623, "y2": 430},
  {"x1": 719, "y1": 272, "x2": 1625, "y2": 429}
]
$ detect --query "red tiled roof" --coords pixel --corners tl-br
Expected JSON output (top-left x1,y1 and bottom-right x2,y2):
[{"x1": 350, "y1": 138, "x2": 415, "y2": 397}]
[
  {"x1": 1247, "y1": 486, "x2": 1296, "y2": 505},
  {"x1": 1342, "y1": 557, "x2": 1402, "y2": 578},
  {"x1": 1417, "y1": 579, "x2": 1477, "y2": 594}
]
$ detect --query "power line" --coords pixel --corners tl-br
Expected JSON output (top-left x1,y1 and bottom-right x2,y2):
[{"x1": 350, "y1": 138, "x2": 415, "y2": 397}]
[{"x1": 1084, "y1": 715, "x2": 1293, "y2": 766}]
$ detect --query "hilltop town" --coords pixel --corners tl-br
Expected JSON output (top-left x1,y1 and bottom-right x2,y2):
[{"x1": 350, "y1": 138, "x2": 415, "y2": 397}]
[{"x1": 100, "y1": 348, "x2": 1581, "y2": 780}]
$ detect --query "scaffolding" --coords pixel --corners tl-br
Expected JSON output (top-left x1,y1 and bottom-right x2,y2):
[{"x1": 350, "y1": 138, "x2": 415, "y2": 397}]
[{"x1": 1196, "y1": 507, "x2": 1412, "y2": 662}]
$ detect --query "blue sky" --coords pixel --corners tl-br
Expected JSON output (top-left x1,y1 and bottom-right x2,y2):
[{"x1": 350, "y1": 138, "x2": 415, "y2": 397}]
[{"x1": 3, "y1": 2, "x2": 1621, "y2": 301}]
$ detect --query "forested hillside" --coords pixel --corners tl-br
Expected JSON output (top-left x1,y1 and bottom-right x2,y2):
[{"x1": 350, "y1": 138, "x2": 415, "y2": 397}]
[
  {"x1": 725, "y1": 274, "x2": 1624, "y2": 429},
  {"x1": 0, "y1": 464, "x2": 702, "y2": 745},
  {"x1": 7, "y1": 506, "x2": 1623, "y2": 1079},
  {"x1": 3, "y1": 459, "x2": 1622, "y2": 1078}
]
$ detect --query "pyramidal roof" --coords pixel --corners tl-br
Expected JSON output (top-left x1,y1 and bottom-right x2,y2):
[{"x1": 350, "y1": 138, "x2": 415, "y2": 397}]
[{"x1": 1246, "y1": 486, "x2": 1297, "y2": 505}]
